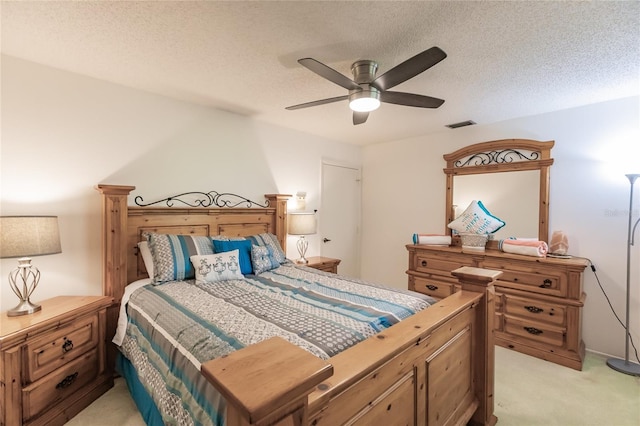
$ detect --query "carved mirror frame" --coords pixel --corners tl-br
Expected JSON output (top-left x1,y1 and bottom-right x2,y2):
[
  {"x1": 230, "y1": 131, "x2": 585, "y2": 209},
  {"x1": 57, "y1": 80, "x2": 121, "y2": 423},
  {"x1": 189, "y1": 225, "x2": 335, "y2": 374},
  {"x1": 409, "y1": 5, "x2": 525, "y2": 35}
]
[{"x1": 443, "y1": 139, "x2": 554, "y2": 244}]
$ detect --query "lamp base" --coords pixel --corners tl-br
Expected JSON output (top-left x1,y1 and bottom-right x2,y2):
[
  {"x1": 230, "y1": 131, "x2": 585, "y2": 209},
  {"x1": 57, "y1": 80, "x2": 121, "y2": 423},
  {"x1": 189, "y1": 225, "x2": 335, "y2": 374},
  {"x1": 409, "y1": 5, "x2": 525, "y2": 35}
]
[
  {"x1": 606, "y1": 357, "x2": 640, "y2": 376},
  {"x1": 295, "y1": 236, "x2": 310, "y2": 265},
  {"x1": 7, "y1": 299, "x2": 41, "y2": 317}
]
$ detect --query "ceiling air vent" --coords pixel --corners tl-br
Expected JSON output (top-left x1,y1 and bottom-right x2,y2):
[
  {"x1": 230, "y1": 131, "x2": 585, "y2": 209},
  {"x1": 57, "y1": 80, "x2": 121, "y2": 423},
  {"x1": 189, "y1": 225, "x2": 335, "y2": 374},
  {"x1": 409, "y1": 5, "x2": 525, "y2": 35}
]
[{"x1": 445, "y1": 120, "x2": 476, "y2": 129}]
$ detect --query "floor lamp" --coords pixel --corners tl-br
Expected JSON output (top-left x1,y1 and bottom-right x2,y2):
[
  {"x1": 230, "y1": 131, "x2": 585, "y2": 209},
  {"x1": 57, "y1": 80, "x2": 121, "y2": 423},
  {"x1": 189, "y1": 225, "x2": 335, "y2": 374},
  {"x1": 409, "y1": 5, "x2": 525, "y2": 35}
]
[{"x1": 606, "y1": 173, "x2": 640, "y2": 376}]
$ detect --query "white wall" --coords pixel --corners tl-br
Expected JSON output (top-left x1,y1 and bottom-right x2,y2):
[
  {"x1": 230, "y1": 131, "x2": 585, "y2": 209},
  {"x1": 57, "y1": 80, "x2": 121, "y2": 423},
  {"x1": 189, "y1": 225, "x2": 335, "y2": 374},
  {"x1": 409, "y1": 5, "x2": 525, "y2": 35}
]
[
  {"x1": 0, "y1": 55, "x2": 361, "y2": 309},
  {"x1": 361, "y1": 96, "x2": 640, "y2": 358}
]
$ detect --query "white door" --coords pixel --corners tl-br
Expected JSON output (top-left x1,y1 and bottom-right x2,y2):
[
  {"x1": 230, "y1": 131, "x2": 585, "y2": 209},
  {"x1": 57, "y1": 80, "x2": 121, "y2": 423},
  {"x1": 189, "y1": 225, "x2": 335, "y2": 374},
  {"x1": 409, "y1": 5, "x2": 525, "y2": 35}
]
[{"x1": 321, "y1": 162, "x2": 361, "y2": 277}]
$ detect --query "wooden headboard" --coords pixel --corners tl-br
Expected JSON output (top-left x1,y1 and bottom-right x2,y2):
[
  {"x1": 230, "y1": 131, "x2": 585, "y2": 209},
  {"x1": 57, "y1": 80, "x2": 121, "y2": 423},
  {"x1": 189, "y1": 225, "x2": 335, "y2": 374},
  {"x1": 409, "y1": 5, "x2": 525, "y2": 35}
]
[{"x1": 96, "y1": 184, "x2": 291, "y2": 305}]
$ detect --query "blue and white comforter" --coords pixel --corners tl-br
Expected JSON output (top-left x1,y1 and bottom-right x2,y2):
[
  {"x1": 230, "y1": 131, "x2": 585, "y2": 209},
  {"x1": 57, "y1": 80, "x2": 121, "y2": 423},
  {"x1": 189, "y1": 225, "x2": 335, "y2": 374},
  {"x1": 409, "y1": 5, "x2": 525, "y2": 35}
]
[{"x1": 118, "y1": 263, "x2": 435, "y2": 425}]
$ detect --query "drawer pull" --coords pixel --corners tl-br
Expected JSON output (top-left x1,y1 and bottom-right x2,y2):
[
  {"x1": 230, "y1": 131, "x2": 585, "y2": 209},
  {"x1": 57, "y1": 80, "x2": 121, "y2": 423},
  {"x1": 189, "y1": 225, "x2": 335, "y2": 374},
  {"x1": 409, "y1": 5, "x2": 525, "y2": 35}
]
[
  {"x1": 56, "y1": 372, "x2": 78, "y2": 390},
  {"x1": 62, "y1": 338, "x2": 74, "y2": 353},
  {"x1": 524, "y1": 327, "x2": 543, "y2": 335},
  {"x1": 539, "y1": 279, "x2": 552, "y2": 288},
  {"x1": 421, "y1": 260, "x2": 428, "y2": 267},
  {"x1": 524, "y1": 306, "x2": 544, "y2": 314},
  {"x1": 426, "y1": 285, "x2": 438, "y2": 291}
]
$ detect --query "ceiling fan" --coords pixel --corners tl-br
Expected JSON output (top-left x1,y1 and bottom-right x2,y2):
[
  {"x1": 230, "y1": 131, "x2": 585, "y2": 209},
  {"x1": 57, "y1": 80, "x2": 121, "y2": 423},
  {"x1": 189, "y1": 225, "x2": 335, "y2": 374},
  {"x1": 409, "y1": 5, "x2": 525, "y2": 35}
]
[{"x1": 285, "y1": 46, "x2": 447, "y2": 125}]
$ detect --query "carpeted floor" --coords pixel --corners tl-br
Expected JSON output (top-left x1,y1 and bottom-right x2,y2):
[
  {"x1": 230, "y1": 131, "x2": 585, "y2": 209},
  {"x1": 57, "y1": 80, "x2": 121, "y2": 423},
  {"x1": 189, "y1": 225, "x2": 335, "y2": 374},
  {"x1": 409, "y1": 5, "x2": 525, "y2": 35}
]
[{"x1": 66, "y1": 347, "x2": 640, "y2": 425}]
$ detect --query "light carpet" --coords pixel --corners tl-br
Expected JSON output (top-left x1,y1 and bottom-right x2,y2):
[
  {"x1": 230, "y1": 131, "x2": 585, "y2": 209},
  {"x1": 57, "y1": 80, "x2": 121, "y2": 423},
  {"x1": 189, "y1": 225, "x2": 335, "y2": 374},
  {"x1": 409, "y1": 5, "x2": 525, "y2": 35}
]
[{"x1": 66, "y1": 347, "x2": 640, "y2": 425}]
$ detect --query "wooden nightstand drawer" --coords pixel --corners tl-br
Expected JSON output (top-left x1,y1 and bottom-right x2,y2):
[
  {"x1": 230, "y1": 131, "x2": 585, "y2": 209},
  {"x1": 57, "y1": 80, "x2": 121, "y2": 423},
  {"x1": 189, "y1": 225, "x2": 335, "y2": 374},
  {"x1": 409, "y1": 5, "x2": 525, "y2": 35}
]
[
  {"x1": 22, "y1": 348, "x2": 99, "y2": 422},
  {"x1": 26, "y1": 314, "x2": 99, "y2": 382},
  {"x1": 305, "y1": 256, "x2": 341, "y2": 274}
]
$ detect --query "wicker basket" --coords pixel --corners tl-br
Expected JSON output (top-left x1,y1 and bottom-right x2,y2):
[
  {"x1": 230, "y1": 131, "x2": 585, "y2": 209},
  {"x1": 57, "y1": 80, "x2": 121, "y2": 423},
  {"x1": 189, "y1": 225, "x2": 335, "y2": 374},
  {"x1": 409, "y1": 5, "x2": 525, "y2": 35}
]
[{"x1": 460, "y1": 233, "x2": 488, "y2": 252}]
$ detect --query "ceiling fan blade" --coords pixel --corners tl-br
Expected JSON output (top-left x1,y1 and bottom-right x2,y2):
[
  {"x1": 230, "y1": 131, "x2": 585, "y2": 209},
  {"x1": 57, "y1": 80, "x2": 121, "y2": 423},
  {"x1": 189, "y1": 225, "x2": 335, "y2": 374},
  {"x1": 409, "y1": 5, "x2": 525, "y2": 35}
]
[
  {"x1": 380, "y1": 91, "x2": 445, "y2": 108},
  {"x1": 298, "y1": 58, "x2": 361, "y2": 91},
  {"x1": 372, "y1": 46, "x2": 447, "y2": 91},
  {"x1": 285, "y1": 95, "x2": 349, "y2": 110},
  {"x1": 353, "y1": 111, "x2": 369, "y2": 125}
]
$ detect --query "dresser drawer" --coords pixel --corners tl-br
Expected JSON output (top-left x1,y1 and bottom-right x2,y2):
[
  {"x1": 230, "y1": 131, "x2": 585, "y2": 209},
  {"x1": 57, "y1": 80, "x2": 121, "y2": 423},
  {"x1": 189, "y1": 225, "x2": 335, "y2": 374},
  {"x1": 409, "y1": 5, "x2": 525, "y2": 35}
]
[
  {"x1": 26, "y1": 314, "x2": 99, "y2": 382},
  {"x1": 409, "y1": 275, "x2": 456, "y2": 299},
  {"x1": 414, "y1": 254, "x2": 473, "y2": 276},
  {"x1": 503, "y1": 316, "x2": 565, "y2": 348},
  {"x1": 482, "y1": 260, "x2": 565, "y2": 297},
  {"x1": 22, "y1": 348, "x2": 99, "y2": 421},
  {"x1": 504, "y1": 294, "x2": 565, "y2": 326}
]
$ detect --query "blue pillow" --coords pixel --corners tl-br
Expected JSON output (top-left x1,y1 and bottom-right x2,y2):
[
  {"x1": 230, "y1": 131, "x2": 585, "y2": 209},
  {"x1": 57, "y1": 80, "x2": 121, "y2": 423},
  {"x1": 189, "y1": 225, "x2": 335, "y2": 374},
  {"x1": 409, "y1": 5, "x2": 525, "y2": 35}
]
[{"x1": 213, "y1": 239, "x2": 253, "y2": 274}]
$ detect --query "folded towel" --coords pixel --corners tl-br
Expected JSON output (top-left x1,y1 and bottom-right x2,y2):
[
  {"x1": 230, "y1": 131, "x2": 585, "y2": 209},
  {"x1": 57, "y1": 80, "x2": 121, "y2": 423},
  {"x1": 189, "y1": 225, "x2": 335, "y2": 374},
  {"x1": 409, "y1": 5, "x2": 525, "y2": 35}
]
[
  {"x1": 413, "y1": 234, "x2": 452, "y2": 246},
  {"x1": 500, "y1": 239, "x2": 548, "y2": 257}
]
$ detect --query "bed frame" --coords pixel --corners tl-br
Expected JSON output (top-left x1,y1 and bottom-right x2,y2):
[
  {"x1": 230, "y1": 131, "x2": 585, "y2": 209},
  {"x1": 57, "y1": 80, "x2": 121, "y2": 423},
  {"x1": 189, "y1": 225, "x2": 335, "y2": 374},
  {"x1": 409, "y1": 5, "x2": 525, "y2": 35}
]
[{"x1": 97, "y1": 184, "x2": 500, "y2": 426}]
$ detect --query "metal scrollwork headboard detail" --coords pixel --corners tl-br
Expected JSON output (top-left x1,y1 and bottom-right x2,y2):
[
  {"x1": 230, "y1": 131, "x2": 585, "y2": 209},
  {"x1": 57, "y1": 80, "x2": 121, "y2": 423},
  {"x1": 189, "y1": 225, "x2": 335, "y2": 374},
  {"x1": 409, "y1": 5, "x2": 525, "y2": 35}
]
[
  {"x1": 454, "y1": 149, "x2": 540, "y2": 168},
  {"x1": 134, "y1": 191, "x2": 270, "y2": 208}
]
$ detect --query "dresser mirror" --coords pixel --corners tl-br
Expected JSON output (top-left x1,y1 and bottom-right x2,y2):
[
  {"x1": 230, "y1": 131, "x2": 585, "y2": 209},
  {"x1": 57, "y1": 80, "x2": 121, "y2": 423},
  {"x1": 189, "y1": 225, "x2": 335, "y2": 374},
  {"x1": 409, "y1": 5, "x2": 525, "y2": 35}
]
[{"x1": 443, "y1": 139, "x2": 555, "y2": 244}]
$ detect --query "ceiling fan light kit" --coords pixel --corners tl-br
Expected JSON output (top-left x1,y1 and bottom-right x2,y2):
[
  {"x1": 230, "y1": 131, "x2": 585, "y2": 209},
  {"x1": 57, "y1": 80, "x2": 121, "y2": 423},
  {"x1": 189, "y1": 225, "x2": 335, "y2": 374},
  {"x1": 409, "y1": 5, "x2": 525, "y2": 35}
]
[
  {"x1": 349, "y1": 85, "x2": 380, "y2": 112},
  {"x1": 286, "y1": 46, "x2": 447, "y2": 125}
]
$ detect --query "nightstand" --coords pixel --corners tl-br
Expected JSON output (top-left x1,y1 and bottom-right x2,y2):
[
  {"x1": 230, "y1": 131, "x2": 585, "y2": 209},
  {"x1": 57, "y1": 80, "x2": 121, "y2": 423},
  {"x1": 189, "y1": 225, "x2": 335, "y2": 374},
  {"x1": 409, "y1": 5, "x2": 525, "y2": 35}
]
[
  {"x1": 0, "y1": 296, "x2": 114, "y2": 426},
  {"x1": 304, "y1": 256, "x2": 341, "y2": 273}
]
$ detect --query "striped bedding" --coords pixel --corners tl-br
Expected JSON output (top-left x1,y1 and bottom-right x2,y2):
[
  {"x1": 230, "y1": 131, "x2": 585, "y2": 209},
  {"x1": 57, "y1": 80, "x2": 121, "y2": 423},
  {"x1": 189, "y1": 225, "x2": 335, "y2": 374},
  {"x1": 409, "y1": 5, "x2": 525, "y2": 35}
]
[{"x1": 117, "y1": 263, "x2": 435, "y2": 425}]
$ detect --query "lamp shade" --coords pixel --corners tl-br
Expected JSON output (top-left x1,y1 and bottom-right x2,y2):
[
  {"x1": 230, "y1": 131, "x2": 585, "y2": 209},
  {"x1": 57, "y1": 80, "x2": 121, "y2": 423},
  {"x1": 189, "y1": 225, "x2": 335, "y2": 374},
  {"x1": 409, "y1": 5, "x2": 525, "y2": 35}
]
[
  {"x1": 288, "y1": 212, "x2": 317, "y2": 236},
  {"x1": 0, "y1": 216, "x2": 62, "y2": 258}
]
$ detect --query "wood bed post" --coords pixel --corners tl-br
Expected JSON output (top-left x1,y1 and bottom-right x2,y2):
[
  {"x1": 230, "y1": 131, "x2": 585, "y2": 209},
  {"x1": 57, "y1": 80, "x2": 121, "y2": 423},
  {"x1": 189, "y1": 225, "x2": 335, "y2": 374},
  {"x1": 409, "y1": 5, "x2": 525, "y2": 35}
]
[
  {"x1": 452, "y1": 266, "x2": 501, "y2": 426},
  {"x1": 201, "y1": 337, "x2": 333, "y2": 426},
  {"x1": 265, "y1": 194, "x2": 290, "y2": 252},
  {"x1": 95, "y1": 184, "x2": 135, "y2": 371}
]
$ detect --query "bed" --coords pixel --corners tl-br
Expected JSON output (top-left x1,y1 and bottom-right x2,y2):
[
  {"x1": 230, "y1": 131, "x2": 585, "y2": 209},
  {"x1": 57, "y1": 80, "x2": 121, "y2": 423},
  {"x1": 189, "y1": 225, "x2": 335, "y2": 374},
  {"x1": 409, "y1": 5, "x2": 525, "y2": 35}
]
[{"x1": 96, "y1": 184, "x2": 500, "y2": 426}]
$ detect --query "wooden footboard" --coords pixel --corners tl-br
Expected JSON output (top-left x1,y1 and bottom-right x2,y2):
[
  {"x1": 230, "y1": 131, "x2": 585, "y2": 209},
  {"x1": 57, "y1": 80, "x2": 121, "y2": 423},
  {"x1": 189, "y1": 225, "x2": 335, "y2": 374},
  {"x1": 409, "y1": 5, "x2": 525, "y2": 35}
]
[{"x1": 202, "y1": 267, "x2": 499, "y2": 426}]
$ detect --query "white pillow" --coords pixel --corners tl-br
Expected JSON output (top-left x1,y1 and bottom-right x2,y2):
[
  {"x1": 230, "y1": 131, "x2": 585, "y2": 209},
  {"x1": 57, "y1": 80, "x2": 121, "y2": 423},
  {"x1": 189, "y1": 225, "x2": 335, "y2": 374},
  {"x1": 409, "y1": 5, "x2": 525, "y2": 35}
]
[
  {"x1": 137, "y1": 241, "x2": 154, "y2": 278},
  {"x1": 190, "y1": 250, "x2": 244, "y2": 283},
  {"x1": 448, "y1": 200, "x2": 505, "y2": 234}
]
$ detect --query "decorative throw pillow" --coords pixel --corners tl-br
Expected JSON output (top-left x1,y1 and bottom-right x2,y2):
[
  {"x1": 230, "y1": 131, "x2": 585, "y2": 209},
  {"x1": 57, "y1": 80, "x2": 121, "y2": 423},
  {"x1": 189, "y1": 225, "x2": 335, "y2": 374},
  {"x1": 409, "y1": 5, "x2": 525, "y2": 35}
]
[
  {"x1": 251, "y1": 244, "x2": 280, "y2": 275},
  {"x1": 447, "y1": 200, "x2": 505, "y2": 234},
  {"x1": 147, "y1": 233, "x2": 214, "y2": 284},
  {"x1": 212, "y1": 239, "x2": 254, "y2": 274},
  {"x1": 246, "y1": 233, "x2": 287, "y2": 264},
  {"x1": 190, "y1": 251, "x2": 243, "y2": 284}
]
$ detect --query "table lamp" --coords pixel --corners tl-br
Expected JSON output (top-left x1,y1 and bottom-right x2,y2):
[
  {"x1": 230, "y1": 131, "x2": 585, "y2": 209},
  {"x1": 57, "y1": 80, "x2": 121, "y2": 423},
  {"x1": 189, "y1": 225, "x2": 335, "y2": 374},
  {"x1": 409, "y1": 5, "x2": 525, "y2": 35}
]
[
  {"x1": 288, "y1": 212, "x2": 317, "y2": 264},
  {"x1": 0, "y1": 216, "x2": 62, "y2": 316}
]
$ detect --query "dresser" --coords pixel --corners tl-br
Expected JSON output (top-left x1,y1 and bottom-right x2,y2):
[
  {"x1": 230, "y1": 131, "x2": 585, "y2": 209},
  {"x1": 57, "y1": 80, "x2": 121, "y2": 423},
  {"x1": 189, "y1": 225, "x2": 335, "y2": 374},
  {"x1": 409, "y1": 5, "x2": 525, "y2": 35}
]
[
  {"x1": 0, "y1": 296, "x2": 114, "y2": 426},
  {"x1": 406, "y1": 244, "x2": 588, "y2": 370}
]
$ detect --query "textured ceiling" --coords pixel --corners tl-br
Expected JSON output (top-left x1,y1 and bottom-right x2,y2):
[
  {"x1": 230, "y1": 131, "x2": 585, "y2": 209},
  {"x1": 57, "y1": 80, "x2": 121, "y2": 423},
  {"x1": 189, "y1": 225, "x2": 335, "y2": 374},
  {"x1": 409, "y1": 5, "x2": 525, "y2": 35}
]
[{"x1": 2, "y1": 1, "x2": 639, "y2": 145}]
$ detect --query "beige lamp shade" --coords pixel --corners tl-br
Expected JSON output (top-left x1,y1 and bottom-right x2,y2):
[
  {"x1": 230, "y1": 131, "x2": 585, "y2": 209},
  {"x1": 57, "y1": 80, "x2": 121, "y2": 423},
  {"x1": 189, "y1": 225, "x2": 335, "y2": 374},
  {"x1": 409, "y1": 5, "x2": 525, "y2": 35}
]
[
  {"x1": 288, "y1": 212, "x2": 317, "y2": 235},
  {"x1": 0, "y1": 216, "x2": 62, "y2": 258}
]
